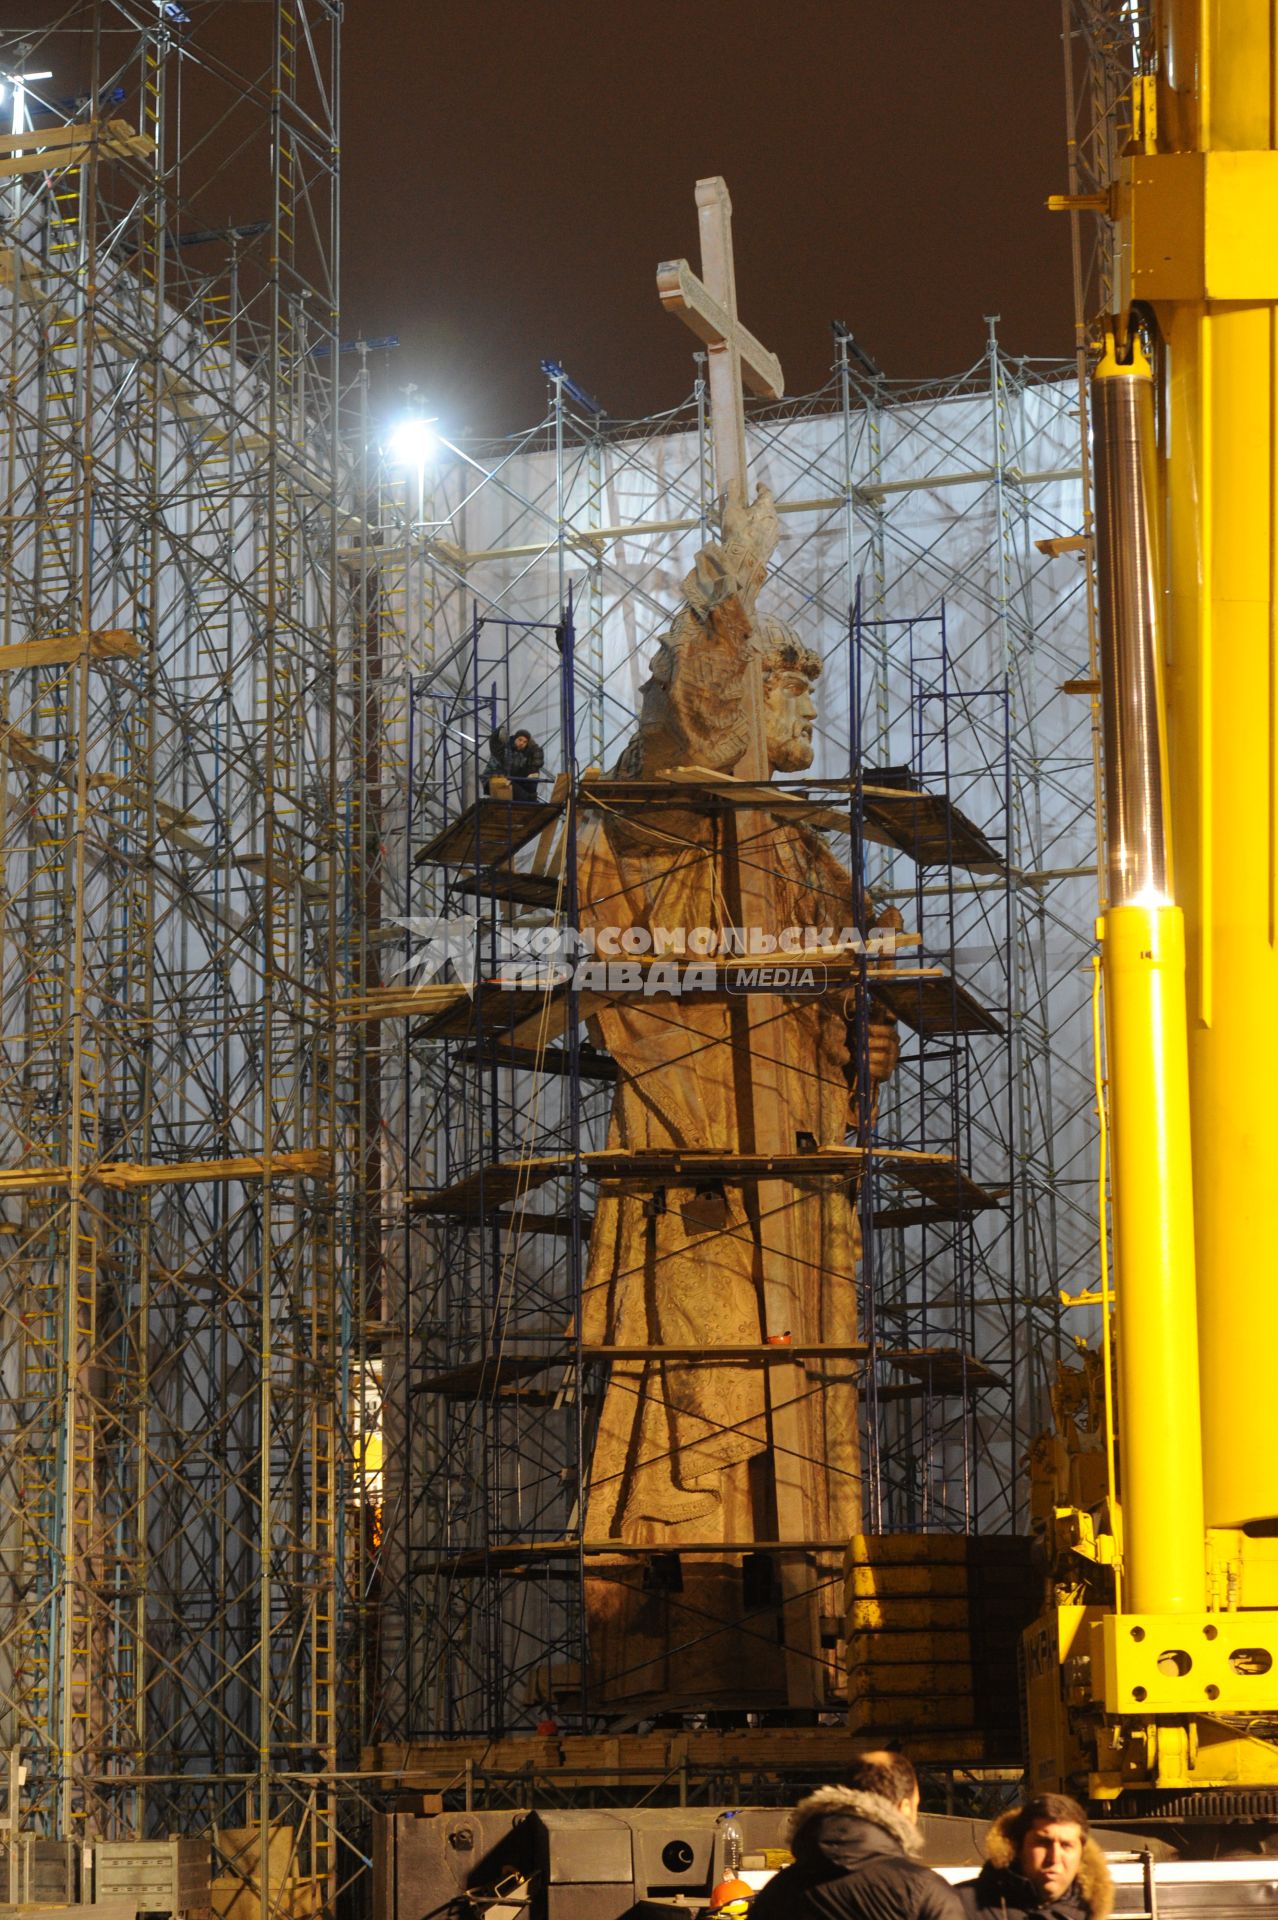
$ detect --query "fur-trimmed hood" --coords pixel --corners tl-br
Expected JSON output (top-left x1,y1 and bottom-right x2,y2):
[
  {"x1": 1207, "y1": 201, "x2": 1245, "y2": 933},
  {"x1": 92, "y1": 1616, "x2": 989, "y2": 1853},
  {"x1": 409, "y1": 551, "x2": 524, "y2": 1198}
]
[
  {"x1": 970, "y1": 1809, "x2": 1112, "y2": 1920},
  {"x1": 790, "y1": 1787, "x2": 923, "y2": 1860}
]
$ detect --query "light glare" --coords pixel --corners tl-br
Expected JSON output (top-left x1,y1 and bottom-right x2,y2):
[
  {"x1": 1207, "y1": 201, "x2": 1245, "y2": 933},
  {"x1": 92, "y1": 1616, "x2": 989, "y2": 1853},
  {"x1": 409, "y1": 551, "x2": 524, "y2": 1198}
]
[{"x1": 388, "y1": 417, "x2": 439, "y2": 467}]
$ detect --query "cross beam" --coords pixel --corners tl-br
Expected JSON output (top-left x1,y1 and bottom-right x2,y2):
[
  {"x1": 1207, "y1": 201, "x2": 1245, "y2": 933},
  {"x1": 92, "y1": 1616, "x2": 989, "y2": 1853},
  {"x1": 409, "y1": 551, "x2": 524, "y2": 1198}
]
[{"x1": 657, "y1": 176, "x2": 784, "y2": 499}]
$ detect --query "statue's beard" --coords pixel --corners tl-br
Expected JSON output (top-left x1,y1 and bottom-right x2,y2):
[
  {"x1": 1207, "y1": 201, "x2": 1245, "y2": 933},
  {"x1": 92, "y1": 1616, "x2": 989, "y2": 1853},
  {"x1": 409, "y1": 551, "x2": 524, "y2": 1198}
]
[{"x1": 768, "y1": 729, "x2": 814, "y2": 774}]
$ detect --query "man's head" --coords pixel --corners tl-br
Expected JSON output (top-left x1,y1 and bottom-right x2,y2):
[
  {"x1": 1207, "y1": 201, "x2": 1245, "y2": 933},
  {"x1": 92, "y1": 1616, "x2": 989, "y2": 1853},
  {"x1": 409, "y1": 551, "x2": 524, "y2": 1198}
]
[
  {"x1": 512, "y1": 730, "x2": 531, "y2": 751},
  {"x1": 790, "y1": 1776, "x2": 921, "y2": 1873},
  {"x1": 848, "y1": 1750, "x2": 920, "y2": 1819},
  {"x1": 1007, "y1": 1795, "x2": 1089, "y2": 1901},
  {"x1": 759, "y1": 619, "x2": 821, "y2": 773}
]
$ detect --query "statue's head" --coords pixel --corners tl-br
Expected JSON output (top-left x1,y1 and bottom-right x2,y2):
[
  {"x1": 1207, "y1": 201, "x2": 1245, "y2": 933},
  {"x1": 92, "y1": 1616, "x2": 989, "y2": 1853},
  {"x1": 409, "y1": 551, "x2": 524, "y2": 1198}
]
[
  {"x1": 758, "y1": 616, "x2": 821, "y2": 773},
  {"x1": 618, "y1": 611, "x2": 822, "y2": 778}
]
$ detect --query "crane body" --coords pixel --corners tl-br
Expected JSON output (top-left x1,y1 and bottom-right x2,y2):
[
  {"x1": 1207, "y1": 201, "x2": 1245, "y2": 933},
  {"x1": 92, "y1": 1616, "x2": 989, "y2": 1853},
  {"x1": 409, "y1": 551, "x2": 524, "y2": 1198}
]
[{"x1": 1028, "y1": 0, "x2": 1278, "y2": 1803}]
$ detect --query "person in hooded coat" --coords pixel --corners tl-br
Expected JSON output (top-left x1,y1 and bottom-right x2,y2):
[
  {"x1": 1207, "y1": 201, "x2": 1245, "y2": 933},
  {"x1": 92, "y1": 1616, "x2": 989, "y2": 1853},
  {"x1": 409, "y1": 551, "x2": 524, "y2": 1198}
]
[
  {"x1": 483, "y1": 726, "x2": 544, "y2": 801},
  {"x1": 956, "y1": 1795, "x2": 1112, "y2": 1920},
  {"x1": 751, "y1": 1761, "x2": 965, "y2": 1920}
]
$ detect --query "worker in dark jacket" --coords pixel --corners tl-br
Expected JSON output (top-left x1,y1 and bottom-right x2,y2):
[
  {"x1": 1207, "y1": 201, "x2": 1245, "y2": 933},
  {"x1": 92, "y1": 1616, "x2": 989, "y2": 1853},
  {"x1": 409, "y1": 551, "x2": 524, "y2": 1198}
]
[
  {"x1": 956, "y1": 1795, "x2": 1112, "y2": 1920},
  {"x1": 483, "y1": 725, "x2": 544, "y2": 801},
  {"x1": 751, "y1": 1759, "x2": 965, "y2": 1920}
]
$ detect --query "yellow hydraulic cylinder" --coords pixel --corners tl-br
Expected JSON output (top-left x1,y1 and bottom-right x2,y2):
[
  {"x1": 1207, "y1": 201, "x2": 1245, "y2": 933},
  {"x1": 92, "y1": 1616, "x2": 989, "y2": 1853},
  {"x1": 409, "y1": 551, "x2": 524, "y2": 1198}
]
[
  {"x1": 1151, "y1": 0, "x2": 1278, "y2": 1529},
  {"x1": 1092, "y1": 341, "x2": 1206, "y2": 1615},
  {"x1": 1101, "y1": 904, "x2": 1205, "y2": 1614}
]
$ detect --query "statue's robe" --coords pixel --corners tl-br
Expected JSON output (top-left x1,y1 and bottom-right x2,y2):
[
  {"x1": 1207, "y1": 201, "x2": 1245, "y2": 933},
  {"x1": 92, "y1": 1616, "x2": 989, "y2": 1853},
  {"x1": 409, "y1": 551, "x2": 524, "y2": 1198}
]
[{"x1": 577, "y1": 797, "x2": 874, "y2": 1703}]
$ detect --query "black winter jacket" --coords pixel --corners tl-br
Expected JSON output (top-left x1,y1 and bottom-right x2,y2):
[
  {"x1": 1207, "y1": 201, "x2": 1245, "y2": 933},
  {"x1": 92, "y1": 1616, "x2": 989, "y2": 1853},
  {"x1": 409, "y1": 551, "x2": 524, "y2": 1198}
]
[
  {"x1": 956, "y1": 1865, "x2": 1087, "y2": 1920},
  {"x1": 486, "y1": 729, "x2": 544, "y2": 782},
  {"x1": 752, "y1": 1793, "x2": 966, "y2": 1920}
]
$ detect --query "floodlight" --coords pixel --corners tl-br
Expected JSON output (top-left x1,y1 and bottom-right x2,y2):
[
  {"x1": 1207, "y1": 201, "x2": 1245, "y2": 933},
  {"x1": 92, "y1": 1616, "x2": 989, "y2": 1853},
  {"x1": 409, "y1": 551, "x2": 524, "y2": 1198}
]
[
  {"x1": 387, "y1": 416, "x2": 439, "y2": 468},
  {"x1": 1, "y1": 69, "x2": 53, "y2": 137}
]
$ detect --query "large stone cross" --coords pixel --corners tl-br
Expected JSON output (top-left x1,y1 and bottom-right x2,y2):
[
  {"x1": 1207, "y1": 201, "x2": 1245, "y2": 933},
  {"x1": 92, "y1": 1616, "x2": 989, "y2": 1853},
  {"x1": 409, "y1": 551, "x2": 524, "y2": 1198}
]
[{"x1": 657, "y1": 176, "x2": 785, "y2": 501}]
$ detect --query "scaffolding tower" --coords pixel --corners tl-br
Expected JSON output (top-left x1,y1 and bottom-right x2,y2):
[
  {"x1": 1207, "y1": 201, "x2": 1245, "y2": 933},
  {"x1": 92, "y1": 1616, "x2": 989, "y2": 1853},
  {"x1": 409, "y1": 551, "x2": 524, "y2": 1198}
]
[
  {"x1": 852, "y1": 598, "x2": 1017, "y2": 1538},
  {"x1": 0, "y1": 1, "x2": 368, "y2": 1902}
]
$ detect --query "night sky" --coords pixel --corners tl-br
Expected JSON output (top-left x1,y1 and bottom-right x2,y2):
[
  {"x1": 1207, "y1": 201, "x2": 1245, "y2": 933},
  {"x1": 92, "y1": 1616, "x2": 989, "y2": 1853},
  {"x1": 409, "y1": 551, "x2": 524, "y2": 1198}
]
[{"x1": 342, "y1": 2, "x2": 1075, "y2": 439}]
